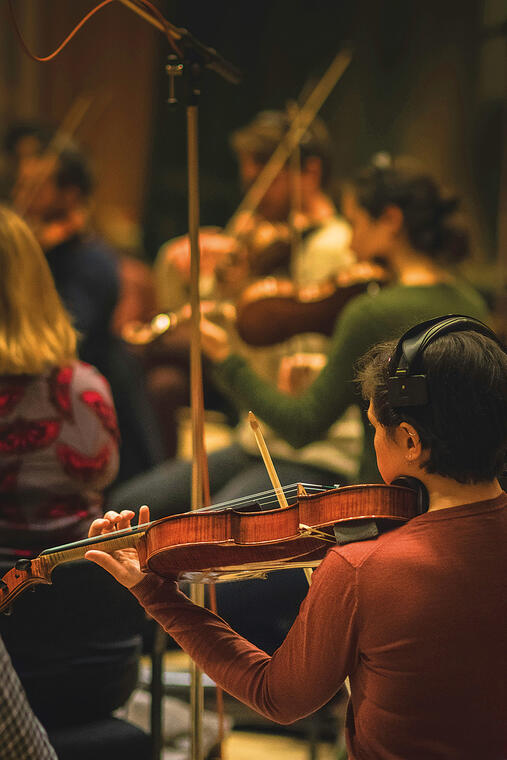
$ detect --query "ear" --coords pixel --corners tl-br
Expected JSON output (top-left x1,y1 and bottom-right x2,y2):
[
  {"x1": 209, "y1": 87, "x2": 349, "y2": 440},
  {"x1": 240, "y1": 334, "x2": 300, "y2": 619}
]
[
  {"x1": 380, "y1": 204, "x2": 404, "y2": 236},
  {"x1": 61, "y1": 186, "x2": 82, "y2": 209},
  {"x1": 396, "y1": 421, "x2": 423, "y2": 464},
  {"x1": 301, "y1": 156, "x2": 322, "y2": 190}
]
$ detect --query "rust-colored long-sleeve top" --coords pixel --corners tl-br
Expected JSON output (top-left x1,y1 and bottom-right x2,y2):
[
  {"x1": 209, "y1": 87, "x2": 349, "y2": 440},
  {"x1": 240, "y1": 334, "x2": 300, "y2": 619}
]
[{"x1": 132, "y1": 493, "x2": 507, "y2": 759}]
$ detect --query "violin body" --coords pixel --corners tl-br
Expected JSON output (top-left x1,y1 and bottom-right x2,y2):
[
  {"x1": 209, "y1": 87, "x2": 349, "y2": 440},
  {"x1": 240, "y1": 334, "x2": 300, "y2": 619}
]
[
  {"x1": 139, "y1": 483, "x2": 418, "y2": 581},
  {"x1": 236, "y1": 264, "x2": 389, "y2": 347}
]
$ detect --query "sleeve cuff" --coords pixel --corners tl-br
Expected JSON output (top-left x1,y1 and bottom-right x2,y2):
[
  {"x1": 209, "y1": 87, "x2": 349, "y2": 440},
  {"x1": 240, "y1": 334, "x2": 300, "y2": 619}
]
[{"x1": 130, "y1": 572, "x2": 172, "y2": 604}]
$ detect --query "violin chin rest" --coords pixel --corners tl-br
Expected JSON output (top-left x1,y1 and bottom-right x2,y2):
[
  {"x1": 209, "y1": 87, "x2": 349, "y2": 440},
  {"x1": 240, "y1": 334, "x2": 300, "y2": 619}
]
[
  {"x1": 333, "y1": 519, "x2": 380, "y2": 546},
  {"x1": 390, "y1": 477, "x2": 429, "y2": 515}
]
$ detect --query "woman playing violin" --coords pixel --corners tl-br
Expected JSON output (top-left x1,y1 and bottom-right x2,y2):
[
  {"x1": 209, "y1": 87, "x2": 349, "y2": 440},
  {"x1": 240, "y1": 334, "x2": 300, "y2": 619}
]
[
  {"x1": 198, "y1": 159, "x2": 489, "y2": 484},
  {"x1": 87, "y1": 318, "x2": 507, "y2": 759}
]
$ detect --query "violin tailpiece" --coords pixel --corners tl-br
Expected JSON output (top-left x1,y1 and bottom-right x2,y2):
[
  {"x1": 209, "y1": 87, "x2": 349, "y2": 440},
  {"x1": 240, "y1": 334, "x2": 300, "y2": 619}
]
[{"x1": 298, "y1": 524, "x2": 336, "y2": 543}]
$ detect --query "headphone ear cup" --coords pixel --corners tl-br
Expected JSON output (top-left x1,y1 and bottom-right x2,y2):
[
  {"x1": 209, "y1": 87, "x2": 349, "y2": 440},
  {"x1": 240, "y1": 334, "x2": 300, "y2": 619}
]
[{"x1": 391, "y1": 476, "x2": 429, "y2": 515}]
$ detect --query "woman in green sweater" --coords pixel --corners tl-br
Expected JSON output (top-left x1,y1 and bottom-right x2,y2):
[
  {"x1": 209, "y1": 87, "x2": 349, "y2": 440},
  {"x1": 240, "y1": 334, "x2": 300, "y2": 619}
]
[{"x1": 201, "y1": 160, "x2": 488, "y2": 484}]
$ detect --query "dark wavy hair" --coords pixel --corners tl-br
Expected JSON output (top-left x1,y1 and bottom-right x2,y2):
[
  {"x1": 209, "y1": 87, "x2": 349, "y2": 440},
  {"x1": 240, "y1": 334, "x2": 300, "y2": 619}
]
[
  {"x1": 357, "y1": 330, "x2": 507, "y2": 484},
  {"x1": 347, "y1": 159, "x2": 469, "y2": 263}
]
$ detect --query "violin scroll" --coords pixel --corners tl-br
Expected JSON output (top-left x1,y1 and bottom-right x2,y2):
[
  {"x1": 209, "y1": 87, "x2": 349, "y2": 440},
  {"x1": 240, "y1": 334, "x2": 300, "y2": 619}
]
[
  {"x1": 0, "y1": 559, "x2": 52, "y2": 614},
  {"x1": 121, "y1": 301, "x2": 236, "y2": 346},
  {"x1": 121, "y1": 311, "x2": 181, "y2": 346}
]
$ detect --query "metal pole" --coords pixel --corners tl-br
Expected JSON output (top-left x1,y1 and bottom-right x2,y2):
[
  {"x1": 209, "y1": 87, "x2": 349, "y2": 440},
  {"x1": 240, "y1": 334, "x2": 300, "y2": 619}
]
[{"x1": 186, "y1": 101, "x2": 205, "y2": 760}]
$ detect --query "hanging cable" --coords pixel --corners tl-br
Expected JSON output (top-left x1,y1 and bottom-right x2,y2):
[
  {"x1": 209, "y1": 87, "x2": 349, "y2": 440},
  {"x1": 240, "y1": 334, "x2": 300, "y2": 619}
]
[{"x1": 8, "y1": 0, "x2": 181, "y2": 62}]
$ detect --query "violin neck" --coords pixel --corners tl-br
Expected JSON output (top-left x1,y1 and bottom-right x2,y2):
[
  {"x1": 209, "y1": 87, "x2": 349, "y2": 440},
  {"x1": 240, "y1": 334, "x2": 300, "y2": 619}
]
[
  {"x1": 39, "y1": 529, "x2": 145, "y2": 572},
  {"x1": 0, "y1": 528, "x2": 146, "y2": 615}
]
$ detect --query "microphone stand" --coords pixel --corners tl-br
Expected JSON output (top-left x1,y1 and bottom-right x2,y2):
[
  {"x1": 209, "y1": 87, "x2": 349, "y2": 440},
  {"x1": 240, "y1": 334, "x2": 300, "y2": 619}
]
[{"x1": 116, "y1": 4, "x2": 241, "y2": 759}]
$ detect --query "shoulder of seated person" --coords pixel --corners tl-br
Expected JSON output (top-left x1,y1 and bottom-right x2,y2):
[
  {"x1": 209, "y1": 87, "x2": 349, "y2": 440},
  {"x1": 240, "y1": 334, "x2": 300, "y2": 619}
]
[
  {"x1": 327, "y1": 524, "x2": 413, "y2": 570},
  {"x1": 72, "y1": 361, "x2": 111, "y2": 389}
]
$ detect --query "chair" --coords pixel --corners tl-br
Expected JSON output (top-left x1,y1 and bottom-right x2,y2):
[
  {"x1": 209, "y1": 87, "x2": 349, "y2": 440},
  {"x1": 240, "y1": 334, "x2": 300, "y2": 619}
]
[
  {"x1": 0, "y1": 558, "x2": 151, "y2": 756},
  {"x1": 48, "y1": 717, "x2": 151, "y2": 760}
]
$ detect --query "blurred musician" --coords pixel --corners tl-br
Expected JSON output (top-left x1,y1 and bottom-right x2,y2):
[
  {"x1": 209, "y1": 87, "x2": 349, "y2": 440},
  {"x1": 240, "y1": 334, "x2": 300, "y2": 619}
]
[
  {"x1": 6, "y1": 129, "x2": 163, "y2": 483},
  {"x1": 144, "y1": 110, "x2": 356, "y2": 459},
  {"x1": 153, "y1": 109, "x2": 353, "y2": 307},
  {"x1": 87, "y1": 319, "x2": 507, "y2": 760}
]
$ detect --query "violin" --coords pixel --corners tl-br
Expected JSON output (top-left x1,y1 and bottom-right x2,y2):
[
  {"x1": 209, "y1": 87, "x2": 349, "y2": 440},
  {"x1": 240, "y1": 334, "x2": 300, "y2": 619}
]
[
  {"x1": 156, "y1": 212, "x2": 320, "y2": 306},
  {"x1": 235, "y1": 261, "x2": 389, "y2": 347},
  {"x1": 214, "y1": 211, "x2": 323, "y2": 282},
  {"x1": 121, "y1": 263, "x2": 390, "y2": 346},
  {"x1": 0, "y1": 481, "x2": 419, "y2": 613},
  {"x1": 120, "y1": 300, "x2": 236, "y2": 346},
  {"x1": 122, "y1": 261, "x2": 389, "y2": 347}
]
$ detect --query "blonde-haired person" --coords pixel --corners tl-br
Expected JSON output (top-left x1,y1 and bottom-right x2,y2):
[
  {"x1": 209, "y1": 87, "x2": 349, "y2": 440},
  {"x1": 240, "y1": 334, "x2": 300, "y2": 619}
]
[
  {"x1": 0, "y1": 205, "x2": 119, "y2": 555},
  {"x1": 0, "y1": 205, "x2": 77, "y2": 374}
]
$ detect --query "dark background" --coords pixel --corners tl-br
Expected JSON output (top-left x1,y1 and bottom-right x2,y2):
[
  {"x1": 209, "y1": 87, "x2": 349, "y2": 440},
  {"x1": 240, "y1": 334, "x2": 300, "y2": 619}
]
[
  {"x1": 143, "y1": 0, "x2": 505, "y2": 287},
  {"x1": 0, "y1": 0, "x2": 506, "y2": 293}
]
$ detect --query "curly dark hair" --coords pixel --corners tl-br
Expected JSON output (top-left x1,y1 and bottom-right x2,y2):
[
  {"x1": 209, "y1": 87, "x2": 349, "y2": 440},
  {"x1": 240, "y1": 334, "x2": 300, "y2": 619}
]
[
  {"x1": 357, "y1": 331, "x2": 507, "y2": 484},
  {"x1": 347, "y1": 160, "x2": 469, "y2": 263}
]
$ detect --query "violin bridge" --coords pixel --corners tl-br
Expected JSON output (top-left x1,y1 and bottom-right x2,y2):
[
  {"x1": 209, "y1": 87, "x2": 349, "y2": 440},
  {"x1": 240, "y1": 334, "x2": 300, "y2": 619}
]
[{"x1": 298, "y1": 523, "x2": 335, "y2": 542}]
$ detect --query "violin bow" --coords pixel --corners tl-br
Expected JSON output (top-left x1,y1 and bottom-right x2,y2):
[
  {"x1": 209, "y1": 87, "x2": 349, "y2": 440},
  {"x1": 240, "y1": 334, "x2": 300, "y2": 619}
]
[
  {"x1": 249, "y1": 414, "x2": 354, "y2": 695},
  {"x1": 224, "y1": 49, "x2": 352, "y2": 238},
  {"x1": 248, "y1": 411, "x2": 313, "y2": 586},
  {"x1": 286, "y1": 99, "x2": 304, "y2": 263}
]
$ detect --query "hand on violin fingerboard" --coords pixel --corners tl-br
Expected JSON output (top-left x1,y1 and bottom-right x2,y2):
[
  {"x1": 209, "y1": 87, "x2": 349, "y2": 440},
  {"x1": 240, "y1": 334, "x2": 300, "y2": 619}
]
[
  {"x1": 85, "y1": 506, "x2": 149, "y2": 588},
  {"x1": 277, "y1": 353, "x2": 327, "y2": 396},
  {"x1": 214, "y1": 254, "x2": 250, "y2": 299},
  {"x1": 200, "y1": 318, "x2": 232, "y2": 363},
  {"x1": 164, "y1": 229, "x2": 240, "y2": 283}
]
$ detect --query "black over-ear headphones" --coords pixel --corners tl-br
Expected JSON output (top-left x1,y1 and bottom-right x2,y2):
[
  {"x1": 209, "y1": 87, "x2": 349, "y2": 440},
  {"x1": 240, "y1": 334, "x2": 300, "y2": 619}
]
[
  {"x1": 387, "y1": 314, "x2": 502, "y2": 408},
  {"x1": 386, "y1": 314, "x2": 504, "y2": 514}
]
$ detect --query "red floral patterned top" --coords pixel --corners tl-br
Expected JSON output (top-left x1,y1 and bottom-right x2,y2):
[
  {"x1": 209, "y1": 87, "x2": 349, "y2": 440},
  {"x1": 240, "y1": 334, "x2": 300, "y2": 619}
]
[{"x1": 0, "y1": 362, "x2": 119, "y2": 555}]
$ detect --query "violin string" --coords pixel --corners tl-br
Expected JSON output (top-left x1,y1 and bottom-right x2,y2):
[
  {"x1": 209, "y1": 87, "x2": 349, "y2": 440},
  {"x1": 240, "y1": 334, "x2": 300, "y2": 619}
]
[{"x1": 196, "y1": 482, "x2": 333, "y2": 514}]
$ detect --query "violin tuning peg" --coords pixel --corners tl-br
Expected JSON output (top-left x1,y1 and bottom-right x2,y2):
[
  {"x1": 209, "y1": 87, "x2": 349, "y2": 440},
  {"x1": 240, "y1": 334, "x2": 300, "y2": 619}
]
[
  {"x1": 15, "y1": 558, "x2": 31, "y2": 572},
  {"x1": 2, "y1": 606, "x2": 12, "y2": 616}
]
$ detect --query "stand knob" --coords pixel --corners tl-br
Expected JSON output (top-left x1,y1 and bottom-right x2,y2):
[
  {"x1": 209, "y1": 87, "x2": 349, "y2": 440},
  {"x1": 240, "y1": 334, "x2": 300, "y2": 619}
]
[{"x1": 166, "y1": 54, "x2": 183, "y2": 107}]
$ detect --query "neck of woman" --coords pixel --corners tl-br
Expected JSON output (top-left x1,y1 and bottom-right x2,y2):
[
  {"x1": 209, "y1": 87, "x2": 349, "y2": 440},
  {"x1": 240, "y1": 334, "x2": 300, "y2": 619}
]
[
  {"x1": 388, "y1": 243, "x2": 452, "y2": 286},
  {"x1": 425, "y1": 477, "x2": 503, "y2": 512}
]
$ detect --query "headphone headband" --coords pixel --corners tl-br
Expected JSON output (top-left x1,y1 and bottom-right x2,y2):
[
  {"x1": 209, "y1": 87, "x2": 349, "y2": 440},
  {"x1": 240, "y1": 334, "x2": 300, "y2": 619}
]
[{"x1": 387, "y1": 315, "x2": 502, "y2": 408}]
